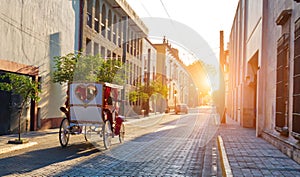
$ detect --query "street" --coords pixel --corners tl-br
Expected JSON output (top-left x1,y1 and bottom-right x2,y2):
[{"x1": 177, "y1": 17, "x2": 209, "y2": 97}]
[{"x1": 0, "y1": 107, "x2": 222, "y2": 176}]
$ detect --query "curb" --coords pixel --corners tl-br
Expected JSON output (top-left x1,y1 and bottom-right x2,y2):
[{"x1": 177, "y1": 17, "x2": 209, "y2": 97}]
[
  {"x1": 0, "y1": 141, "x2": 38, "y2": 155},
  {"x1": 217, "y1": 135, "x2": 233, "y2": 177}
]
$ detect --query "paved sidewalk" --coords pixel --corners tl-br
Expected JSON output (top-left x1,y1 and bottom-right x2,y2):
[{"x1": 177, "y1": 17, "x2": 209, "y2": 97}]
[
  {"x1": 218, "y1": 117, "x2": 300, "y2": 177},
  {"x1": 0, "y1": 129, "x2": 58, "y2": 155}
]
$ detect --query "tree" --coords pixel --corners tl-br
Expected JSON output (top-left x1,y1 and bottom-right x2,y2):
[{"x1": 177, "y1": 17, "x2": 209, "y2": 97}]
[
  {"x1": 0, "y1": 73, "x2": 40, "y2": 143},
  {"x1": 149, "y1": 80, "x2": 168, "y2": 98},
  {"x1": 129, "y1": 80, "x2": 168, "y2": 103},
  {"x1": 129, "y1": 80, "x2": 168, "y2": 114},
  {"x1": 53, "y1": 53, "x2": 125, "y2": 85}
]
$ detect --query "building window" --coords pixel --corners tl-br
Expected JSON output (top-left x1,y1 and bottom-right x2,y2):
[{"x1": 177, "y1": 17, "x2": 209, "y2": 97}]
[
  {"x1": 101, "y1": 4, "x2": 106, "y2": 37},
  {"x1": 130, "y1": 63, "x2": 133, "y2": 85},
  {"x1": 112, "y1": 52, "x2": 117, "y2": 60},
  {"x1": 87, "y1": 0, "x2": 93, "y2": 28},
  {"x1": 100, "y1": 46, "x2": 105, "y2": 58},
  {"x1": 118, "y1": 19, "x2": 122, "y2": 48},
  {"x1": 107, "y1": 10, "x2": 112, "y2": 41},
  {"x1": 133, "y1": 64, "x2": 136, "y2": 86},
  {"x1": 94, "y1": 42, "x2": 99, "y2": 56},
  {"x1": 117, "y1": 55, "x2": 121, "y2": 62},
  {"x1": 113, "y1": 15, "x2": 117, "y2": 45},
  {"x1": 86, "y1": 38, "x2": 92, "y2": 55},
  {"x1": 127, "y1": 30, "x2": 130, "y2": 53},
  {"x1": 275, "y1": 33, "x2": 290, "y2": 133},
  {"x1": 95, "y1": 0, "x2": 100, "y2": 32},
  {"x1": 292, "y1": 18, "x2": 300, "y2": 139},
  {"x1": 275, "y1": 10, "x2": 292, "y2": 135},
  {"x1": 153, "y1": 66, "x2": 156, "y2": 80},
  {"x1": 130, "y1": 31, "x2": 134, "y2": 55},
  {"x1": 107, "y1": 50, "x2": 111, "y2": 60}
]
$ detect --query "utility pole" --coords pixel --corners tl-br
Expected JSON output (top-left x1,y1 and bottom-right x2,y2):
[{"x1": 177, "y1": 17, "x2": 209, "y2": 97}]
[
  {"x1": 146, "y1": 49, "x2": 151, "y2": 116},
  {"x1": 219, "y1": 30, "x2": 226, "y2": 123},
  {"x1": 121, "y1": 16, "x2": 128, "y2": 117}
]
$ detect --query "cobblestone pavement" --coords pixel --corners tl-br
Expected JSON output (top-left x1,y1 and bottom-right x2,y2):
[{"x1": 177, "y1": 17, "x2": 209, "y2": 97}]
[
  {"x1": 0, "y1": 108, "x2": 221, "y2": 176},
  {"x1": 218, "y1": 117, "x2": 300, "y2": 177}
]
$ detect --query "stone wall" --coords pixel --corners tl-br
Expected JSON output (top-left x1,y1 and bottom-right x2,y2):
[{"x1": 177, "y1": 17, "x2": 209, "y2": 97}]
[{"x1": 262, "y1": 131, "x2": 300, "y2": 164}]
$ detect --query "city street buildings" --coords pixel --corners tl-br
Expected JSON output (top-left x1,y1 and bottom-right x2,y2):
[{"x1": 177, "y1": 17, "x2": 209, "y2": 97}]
[
  {"x1": 80, "y1": 0, "x2": 150, "y2": 116},
  {"x1": 226, "y1": 0, "x2": 300, "y2": 163},
  {"x1": 142, "y1": 38, "x2": 158, "y2": 113},
  {"x1": 0, "y1": 0, "x2": 194, "y2": 135},
  {"x1": 153, "y1": 38, "x2": 190, "y2": 111},
  {"x1": 0, "y1": 0, "x2": 80, "y2": 134}
]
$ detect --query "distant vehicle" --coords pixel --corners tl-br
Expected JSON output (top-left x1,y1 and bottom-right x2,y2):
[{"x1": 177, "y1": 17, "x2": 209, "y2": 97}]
[{"x1": 175, "y1": 104, "x2": 188, "y2": 114}]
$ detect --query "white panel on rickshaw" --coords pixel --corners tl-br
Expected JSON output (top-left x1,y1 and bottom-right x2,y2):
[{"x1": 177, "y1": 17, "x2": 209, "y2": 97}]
[
  {"x1": 69, "y1": 83, "x2": 103, "y2": 105},
  {"x1": 70, "y1": 106, "x2": 103, "y2": 122}
]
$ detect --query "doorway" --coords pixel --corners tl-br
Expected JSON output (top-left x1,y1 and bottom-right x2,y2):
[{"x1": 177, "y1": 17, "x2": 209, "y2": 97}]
[{"x1": 243, "y1": 53, "x2": 258, "y2": 128}]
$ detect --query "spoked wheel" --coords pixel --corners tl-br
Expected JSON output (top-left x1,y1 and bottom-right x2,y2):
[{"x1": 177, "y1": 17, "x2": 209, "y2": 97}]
[
  {"x1": 59, "y1": 118, "x2": 70, "y2": 147},
  {"x1": 119, "y1": 123, "x2": 125, "y2": 143},
  {"x1": 84, "y1": 126, "x2": 90, "y2": 141},
  {"x1": 103, "y1": 121, "x2": 112, "y2": 149}
]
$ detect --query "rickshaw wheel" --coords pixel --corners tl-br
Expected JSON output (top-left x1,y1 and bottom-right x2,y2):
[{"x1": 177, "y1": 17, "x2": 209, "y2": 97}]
[
  {"x1": 119, "y1": 123, "x2": 125, "y2": 143},
  {"x1": 84, "y1": 126, "x2": 89, "y2": 141},
  {"x1": 103, "y1": 121, "x2": 112, "y2": 149},
  {"x1": 59, "y1": 118, "x2": 70, "y2": 147}
]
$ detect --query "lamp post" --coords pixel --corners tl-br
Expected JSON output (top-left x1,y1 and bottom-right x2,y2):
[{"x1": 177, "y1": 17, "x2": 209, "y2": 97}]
[
  {"x1": 121, "y1": 15, "x2": 128, "y2": 117},
  {"x1": 174, "y1": 90, "x2": 177, "y2": 113},
  {"x1": 144, "y1": 67, "x2": 150, "y2": 116}
]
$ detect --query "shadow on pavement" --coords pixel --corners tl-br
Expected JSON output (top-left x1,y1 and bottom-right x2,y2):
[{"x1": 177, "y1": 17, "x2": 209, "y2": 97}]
[
  {"x1": 0, "y1": 142, "x2": 100, "y2": 176},
  {"x1": 51, "y1": 113, "x2": 219, "y2": 176}
]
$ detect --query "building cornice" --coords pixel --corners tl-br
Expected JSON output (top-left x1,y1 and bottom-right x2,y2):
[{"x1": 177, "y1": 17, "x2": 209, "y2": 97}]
[
  {"x1": 276, "y1": 9, "x2": 292, "y2": 26},
  {"x1": 113, "y1": 0, "x2": 149, "y2": 36}
]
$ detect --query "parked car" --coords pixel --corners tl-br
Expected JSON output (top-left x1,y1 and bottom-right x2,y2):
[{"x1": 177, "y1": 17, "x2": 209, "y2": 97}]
[{"x1": 175, "y1": 104, "x2": 188, "y2": 114}]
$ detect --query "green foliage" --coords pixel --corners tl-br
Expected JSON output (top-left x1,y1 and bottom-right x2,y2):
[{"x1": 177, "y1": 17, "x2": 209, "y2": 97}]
[
  {"x1": 53, "y1": 53, "x2": 79, "y2": 84},
  {"x1": 0, "y1": 73, "x2": 40, "y2": 102},
  {"x1": 97, "y1": 59, "x2": 126, "y2": 85},
  {"x1": 128, "y1": 80, "x2": 168, "y2": 103},
  {"x1": 0, "y1": 73, "x2": 41, "y2": 140},
  {"x1": 53, "y1": 53, "x2": 125, "y2": 84},
  {"x1": 149, "y1": 80, "x2": 168, "y2": 98},
  {"x1": 129, "y1": 90, "x2": 139, "y2": 102}
]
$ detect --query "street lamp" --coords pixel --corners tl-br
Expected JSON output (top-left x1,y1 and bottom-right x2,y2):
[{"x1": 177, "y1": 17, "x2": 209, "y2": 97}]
[
  {"x1": 144, "y1": 68, "x2": 150, "y2": 116},
  {"x1": 174, "y1": 90, "x2": 177, "y2": 113}
]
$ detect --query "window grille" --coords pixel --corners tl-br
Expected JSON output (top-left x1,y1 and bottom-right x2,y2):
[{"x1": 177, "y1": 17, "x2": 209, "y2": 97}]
[
  {"x1": 275, "y1": 33, "x2": 290, "y2": 132},
  {"x1": 292, "y1": 18, "x2": 300, "y2": 139}
]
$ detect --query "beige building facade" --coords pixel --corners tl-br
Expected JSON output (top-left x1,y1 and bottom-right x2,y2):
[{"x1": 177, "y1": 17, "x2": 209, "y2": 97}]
[
  {"x1": 153, "y1": 38, "x2": 190, "y2": 110},
  {"x1": 226, "y1": 0, "x2": 300, "y2": 163},
  {"x1": 80, "y1": 0, "x2": 150, "y2": 115},
  {"x1": 0, "y1": 0, "x2": 80, "y2": 133}
]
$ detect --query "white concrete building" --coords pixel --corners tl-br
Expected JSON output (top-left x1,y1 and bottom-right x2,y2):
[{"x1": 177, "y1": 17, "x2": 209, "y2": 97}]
[
  {"x1": 142, "y1": 38, "x2": 157, "y2": 84},
  {"x1": 80, "y1": 0, "x2": 149, "y2": 116},
  {"x1": 154, "y1": 38, "x2": 190, "y2": 110},
  {"x1": 226, "y1": 0, "x2": 300, "y2": 163}
]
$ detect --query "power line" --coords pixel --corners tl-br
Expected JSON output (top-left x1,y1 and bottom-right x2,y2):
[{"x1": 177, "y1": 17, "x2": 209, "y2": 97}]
[
  {"x1": 159, "y1": 0, "x2": 173, "y2": 21},
  {"x1": 139, "y1": 1, "x2": 152, "y2": 17}
]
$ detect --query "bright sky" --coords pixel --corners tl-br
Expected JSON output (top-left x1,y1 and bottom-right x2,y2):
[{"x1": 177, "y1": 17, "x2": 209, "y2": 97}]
[{"x1": 126, "y1": 0, "x2": 239, "y2": 66}]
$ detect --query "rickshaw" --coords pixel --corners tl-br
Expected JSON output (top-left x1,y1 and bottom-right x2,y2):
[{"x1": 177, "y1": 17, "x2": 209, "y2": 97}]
[{"x1": 58, "y1": 82, "x2": 125, "y2": 149}]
